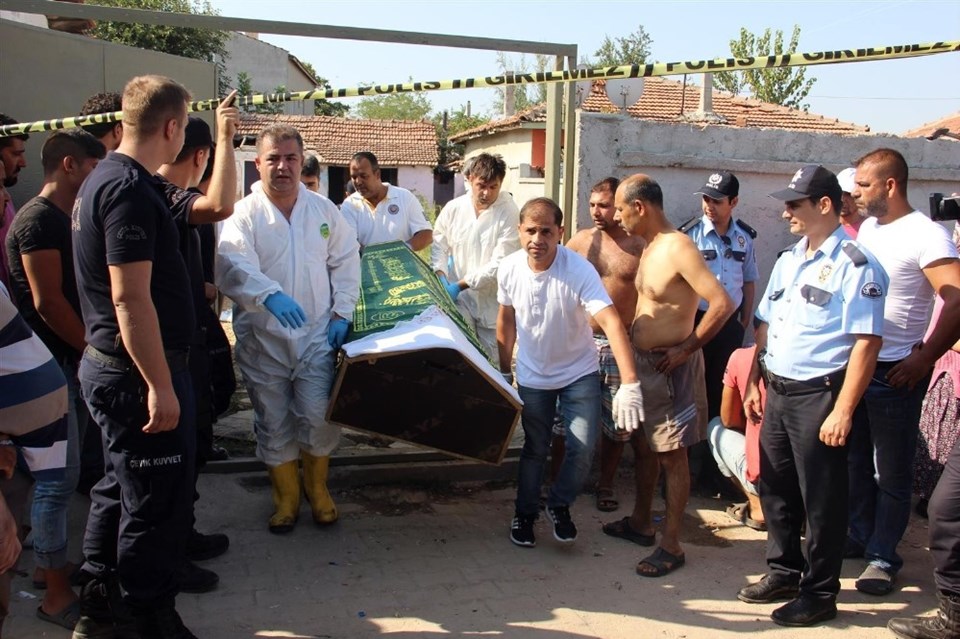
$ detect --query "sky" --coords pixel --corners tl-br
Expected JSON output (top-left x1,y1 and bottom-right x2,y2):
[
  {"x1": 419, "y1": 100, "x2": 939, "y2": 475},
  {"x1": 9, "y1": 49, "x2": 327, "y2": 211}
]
[{"x1": 208, "y1": 0, "x2": 960, "y2": 135}]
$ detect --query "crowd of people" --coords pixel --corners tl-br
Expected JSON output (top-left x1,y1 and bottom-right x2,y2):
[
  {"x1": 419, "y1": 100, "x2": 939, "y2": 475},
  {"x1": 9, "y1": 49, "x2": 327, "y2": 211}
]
[{"x1": 0, "y1": 73, "x2": 957, "y2": 639}]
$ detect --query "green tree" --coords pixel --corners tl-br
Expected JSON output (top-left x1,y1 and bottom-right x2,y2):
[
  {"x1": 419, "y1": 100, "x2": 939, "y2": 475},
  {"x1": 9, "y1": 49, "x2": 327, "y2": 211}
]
[
  {"x1": 234, "y1": 72, "x2": 285, "y2": 115},
  {"x1": 432, "y1": 106, "x2": 490, "y2": 165},
  {"x1": 90, "y1": 0, "x2": 230, "y2": 95},
  {"x1": 491, "y1": 53, "x2": 549, "y2": 115},
  {"x1": 354, "y1": 81, "x2": 432, "y2": 121},
  {"x1": 591, "y1": 25, "x2": 653, "y2": 66},
  {"x1": 299, "y1": 61, "x2": 350, "y2": 117},
  {"x1": 714, "y1": 25, "x2": 816, "y2": 110}
]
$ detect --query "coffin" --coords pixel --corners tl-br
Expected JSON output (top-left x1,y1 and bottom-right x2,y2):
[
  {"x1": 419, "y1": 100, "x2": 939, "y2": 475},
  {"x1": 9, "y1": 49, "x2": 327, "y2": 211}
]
[{"x1": 327, "y1": 243, "x2": 521, "y2": 464}]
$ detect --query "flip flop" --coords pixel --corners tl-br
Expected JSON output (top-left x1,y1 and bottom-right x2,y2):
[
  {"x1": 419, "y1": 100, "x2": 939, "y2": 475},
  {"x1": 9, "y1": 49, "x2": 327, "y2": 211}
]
[
  {"x1": 595, "y1": 487, "x2": 619, "y2": 512},
  {"x1": 601, "y1": 517, "x2": 655, "y2": 546},
  {"x1": 725, "y1": 502, "x2": 767, "y2": 532},
  {"x1": 36, "y1": 600, "x2": 81, "y2": 630},
  {"x1": 636, "y1": 546, "x2": 685, "y2": 578}
]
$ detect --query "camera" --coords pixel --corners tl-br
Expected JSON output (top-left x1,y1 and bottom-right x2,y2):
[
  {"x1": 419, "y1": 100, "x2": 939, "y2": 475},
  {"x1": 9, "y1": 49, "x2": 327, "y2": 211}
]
[{"x1": 930, "y1": 193, "x2": 960, "y2": 222}]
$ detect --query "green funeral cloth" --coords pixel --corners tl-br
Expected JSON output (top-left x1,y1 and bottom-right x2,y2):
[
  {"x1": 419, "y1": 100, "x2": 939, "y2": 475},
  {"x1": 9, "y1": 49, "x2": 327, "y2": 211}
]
[{"x1": 349, "y1": 241, "x2": 487, "y2": 359}]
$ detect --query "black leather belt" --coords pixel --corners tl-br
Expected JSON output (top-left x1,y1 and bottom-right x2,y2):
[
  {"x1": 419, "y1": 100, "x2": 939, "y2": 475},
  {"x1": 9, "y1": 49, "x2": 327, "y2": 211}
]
[
  {"x1": 85, "y1": 345, "x2": 190, "y2": 374},
  {"x1": 763, "y1": 369, "x2": 845, "y2": 397}
]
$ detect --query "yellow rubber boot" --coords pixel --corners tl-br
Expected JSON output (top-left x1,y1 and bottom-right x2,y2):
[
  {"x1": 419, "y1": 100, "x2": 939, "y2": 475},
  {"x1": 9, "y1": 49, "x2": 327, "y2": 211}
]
[
  {"x1": 301, "y1": 453, "x2": 338, "y2": 524},
  {"x1": 267, "y1": 460, "x2": 301, "y2": 534}
]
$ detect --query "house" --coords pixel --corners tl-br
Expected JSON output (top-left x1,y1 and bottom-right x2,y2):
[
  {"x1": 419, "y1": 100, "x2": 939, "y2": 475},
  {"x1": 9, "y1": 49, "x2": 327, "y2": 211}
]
[
  {"x1": 236, "y1": 114, "x2": 439, "y2": 209},
  {"x1": 902, "y1": 111, "x2": 960, "y2": 141},
  {"x1": 223, "y1": 33, "x2": 318, "y2": 116},
  {"x1": 450, "y1": 76, "x2": 871, "y2": 207},
  {"x1": 450, "y1": 76, "x2": 959, "y2": 302}
]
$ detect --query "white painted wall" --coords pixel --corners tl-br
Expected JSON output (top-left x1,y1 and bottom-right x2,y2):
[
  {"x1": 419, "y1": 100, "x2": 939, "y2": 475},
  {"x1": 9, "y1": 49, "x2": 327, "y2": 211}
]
[
  {"x1": 397, "y1": 166, "x2": 436, "y2": 217},
  {"x1": 574, "y1": 112, "x2": 960, "y2": 299}
]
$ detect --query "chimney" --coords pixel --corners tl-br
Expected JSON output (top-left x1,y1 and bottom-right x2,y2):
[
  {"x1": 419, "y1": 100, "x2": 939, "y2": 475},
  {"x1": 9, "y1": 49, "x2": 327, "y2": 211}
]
[
  {"x1": 466, "y1": 101, "x2": 472, "y2": 118},
  {"x1": 700, "y1": 73, "x2": 714, "y2": 114},
  {"x1": 504, "y1": 83, "x2": 516, "y2": 117},
  {"x1": 680, "y1": 72, "x2": 726, "y2": 125}
]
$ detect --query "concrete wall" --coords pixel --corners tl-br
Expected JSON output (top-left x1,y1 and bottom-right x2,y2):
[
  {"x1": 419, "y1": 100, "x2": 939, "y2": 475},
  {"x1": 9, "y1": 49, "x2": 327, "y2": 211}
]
[
  {"x1": 0, "y1": 19, "x2": 216, "y2": 209},
  {"x1": 223, "y1": 33, "x2": 314, "y2": 116},
  {"x1": 463, "y1": 129, "x2": 551, "y2": 211},
  {"x1": 573, "y1": 112, "x2": 960, "y2": 298}
]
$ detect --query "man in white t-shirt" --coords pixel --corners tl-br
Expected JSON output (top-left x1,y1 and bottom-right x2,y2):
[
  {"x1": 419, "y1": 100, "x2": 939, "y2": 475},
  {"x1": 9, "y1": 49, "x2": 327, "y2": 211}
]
[
  {"x1": 340, "y1": 151, "x2": 432, "y2": 251},
  {"x1": 432, "y1": 153, "x2": 519, "y2": 361},
  {"x1": 497, "y1": 197, "x2": 643, "y2": 549},
  {"x1": 847, "y1": 147, "x2": 960, "y2": 596}
]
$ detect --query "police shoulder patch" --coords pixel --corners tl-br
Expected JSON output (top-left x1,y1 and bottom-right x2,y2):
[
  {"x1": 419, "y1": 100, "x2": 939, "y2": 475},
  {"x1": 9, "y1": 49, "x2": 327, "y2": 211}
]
[
  {"x1": 842, "y1": 242, "x2": 868, "y2": 266},
  {"x1": 735, "y1": 219, "x2": 758, "y2": 239},
  {"x1": 861, "y1": 282, "x2": 883, "y2": 298},
  {"x1": 678, "y1": 216, "x2": 701, "y2": 234}
]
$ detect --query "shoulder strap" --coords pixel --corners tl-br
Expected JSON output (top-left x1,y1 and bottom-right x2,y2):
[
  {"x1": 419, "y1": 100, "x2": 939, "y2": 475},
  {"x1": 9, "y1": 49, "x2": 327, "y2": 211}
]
[{"x1": 735, "y1": 219, "x2": 758, "y2": 239}]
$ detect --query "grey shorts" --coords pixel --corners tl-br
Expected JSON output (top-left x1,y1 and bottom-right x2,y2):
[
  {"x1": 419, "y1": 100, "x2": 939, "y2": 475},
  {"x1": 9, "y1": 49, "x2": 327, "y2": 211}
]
[{"x1": 635, "y1": 348, "x2": 708, "y2": 452}]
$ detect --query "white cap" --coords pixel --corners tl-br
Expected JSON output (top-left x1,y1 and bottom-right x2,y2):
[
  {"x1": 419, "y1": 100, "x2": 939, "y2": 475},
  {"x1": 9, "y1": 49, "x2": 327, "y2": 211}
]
[{"x1": 837, "y1": 167, "x2": 856, "y2": 194}]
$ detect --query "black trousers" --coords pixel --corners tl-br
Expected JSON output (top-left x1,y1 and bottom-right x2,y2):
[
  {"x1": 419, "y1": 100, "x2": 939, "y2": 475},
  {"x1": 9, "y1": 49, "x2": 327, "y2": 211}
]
[
  {"x1": 759, "y1": 380, "x2": 847, "y2": 600},
  {"x1": 931, "y1": 436, "x2": 960, "y2": 595},
  {"x1": 697, "y1": 309, "x2": 746, "y2": 419},
  {"x1": 78, "y1": 354, "x2": 196, "y2": 610}
]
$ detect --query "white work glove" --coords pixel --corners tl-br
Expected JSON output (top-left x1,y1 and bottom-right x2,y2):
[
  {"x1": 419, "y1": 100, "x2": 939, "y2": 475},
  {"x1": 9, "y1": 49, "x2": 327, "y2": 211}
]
[{"x1": 612, "y1": 382, "x2": 644, "y2": 433}]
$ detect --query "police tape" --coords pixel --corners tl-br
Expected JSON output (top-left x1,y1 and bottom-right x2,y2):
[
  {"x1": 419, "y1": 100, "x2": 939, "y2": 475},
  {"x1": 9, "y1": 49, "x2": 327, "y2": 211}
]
[{"x1": 1, "y1": 39, "x2": 958, "y2": 138}]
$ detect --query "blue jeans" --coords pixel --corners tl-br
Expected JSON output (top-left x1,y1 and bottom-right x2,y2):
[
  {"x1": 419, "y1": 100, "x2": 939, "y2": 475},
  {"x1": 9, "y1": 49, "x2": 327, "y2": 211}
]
[
  {"x1": 707, "y1": 417, "x2": 758, "y2": 497},
  {"x1": 515, "y1": 373, "x2": 600, "y2": 517},
  {"x1": 847, "y1": 364, "x2": 928, "y2": 574},
  {"x1": 31, "y1": 359, "x2": 83, "y2": 569}
]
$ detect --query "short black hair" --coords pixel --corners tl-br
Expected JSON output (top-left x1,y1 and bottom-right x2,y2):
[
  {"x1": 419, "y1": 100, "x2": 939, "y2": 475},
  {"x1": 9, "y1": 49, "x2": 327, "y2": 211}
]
[
  {"x1": 519, "y1": 197, "x2": 563, "y2": 226},
  {"x1": 591, "y1": 177, "x2": 619, "y2": 195},
  {"x1": 468, "y1": 153, "x2": 506, "y2": 183},
  {"x1": 0, "y1": 113, "x2": 28, "y2": 149},
  {"x1": 302, "y1": 154, "x2": 321, "y2": 178},
  {"x1": 78, "y1": 92, "x2": 123, "y2": 139},
  {"x1": 350, "y1": 151, "x2": 379, "y2": 172},
  {"x1": 40, "y1": 129, "x2": 106, "y2": 175}
]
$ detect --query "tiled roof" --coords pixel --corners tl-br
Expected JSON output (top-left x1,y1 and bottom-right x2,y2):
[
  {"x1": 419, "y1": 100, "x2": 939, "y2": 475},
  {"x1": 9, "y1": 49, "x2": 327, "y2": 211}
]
[
  {"x1": 237, "y1": 114, "x2": 438, "y2": 166},
  {"x1": 902, "y1": 111, "x2": 960, "y2": 140},
  {"x1": 451, "y1": 77, "x2": 870, "y2": 142}
]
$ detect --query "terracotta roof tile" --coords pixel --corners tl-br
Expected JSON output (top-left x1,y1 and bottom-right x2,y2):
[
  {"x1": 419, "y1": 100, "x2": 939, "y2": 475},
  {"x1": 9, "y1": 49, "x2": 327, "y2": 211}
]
[
  {"x1": 452, "y1": 77, "x2": 870, "y2": 142},
  {"x1": 901, "y1": 111, "x2": 960, "y2": 140},
  {"x1": 237, "y1": 114, "x2": 438, "y2": 166}
]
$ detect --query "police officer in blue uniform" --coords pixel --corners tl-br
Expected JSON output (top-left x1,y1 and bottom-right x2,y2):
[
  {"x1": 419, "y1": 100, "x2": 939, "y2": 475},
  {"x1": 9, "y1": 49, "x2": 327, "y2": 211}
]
[
  {"x1": 736, "y1": 165, "x2": 888, "y2": 627},
  {"x1": 72, "y1": 75, "x2": 199, "y2": 639},
  {"x1": 680, "y1": 171, "x2": 758, "y2": 492},
  {"x1": 680, "y1": 171, "x2": 759, "y2": 417}
]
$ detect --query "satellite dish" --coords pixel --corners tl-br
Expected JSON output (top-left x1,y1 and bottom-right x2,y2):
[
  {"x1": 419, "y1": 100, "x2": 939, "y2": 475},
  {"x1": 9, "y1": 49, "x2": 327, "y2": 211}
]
[
  {"x1": 604, "y1": 78, "x2": 644, "y2": 114},
  {"x1": 575, "y1": 64, "x2": 593, "y2": 108}
]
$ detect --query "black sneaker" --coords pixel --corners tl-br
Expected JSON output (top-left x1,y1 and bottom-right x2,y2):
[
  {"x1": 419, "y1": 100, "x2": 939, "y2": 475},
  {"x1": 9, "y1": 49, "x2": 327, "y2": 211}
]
[
  {"x1": 186, "y1": 529, "x2": 230, "y2": 561},
  {"x1": 510, "y1": 514, "x2": 537, "y2": 547},
  {"x1": 738, "y1": 573, "x2": 800, "y2": 603},
  {"x1": 177, "y1": 560, "x2": 219, "y2": 593},
  {"x1": 546, "y1": 506, "x2": 577, "y2": 543}
]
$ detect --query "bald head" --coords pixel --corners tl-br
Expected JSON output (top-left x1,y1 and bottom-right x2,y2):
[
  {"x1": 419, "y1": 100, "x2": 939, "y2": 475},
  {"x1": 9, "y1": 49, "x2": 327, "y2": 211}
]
[{"x1": 619, "y1": 174, "x2": 664, "y2": 210}]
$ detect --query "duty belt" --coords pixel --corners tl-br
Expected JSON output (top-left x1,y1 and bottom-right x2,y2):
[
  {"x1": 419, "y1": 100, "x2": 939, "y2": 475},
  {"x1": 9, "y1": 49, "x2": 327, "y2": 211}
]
[
  {"x1": 84, "y1": 345, "x2": 190, "y2": 374},
  {"x1": 763, "y1": 369, "x2": 845, "y2": 397}
]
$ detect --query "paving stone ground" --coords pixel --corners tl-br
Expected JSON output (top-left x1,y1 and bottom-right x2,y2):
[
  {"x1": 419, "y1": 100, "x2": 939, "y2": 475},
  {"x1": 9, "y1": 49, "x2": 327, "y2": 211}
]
[{"x1": 4, "y1": 468, "x2": 938, "y2": 639}]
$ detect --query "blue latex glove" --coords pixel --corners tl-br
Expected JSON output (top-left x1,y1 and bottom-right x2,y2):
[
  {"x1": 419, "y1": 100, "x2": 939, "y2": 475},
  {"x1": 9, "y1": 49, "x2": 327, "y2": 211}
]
[
  {"x1": 327, "y1": 317, "x2": 350, "y2": 350},
  {"x1": 264, "y1": 291, "x2": 307, "y2": 329},
  {"x1": 438, "y1": 275, "x2": 462, "y2": 302}
]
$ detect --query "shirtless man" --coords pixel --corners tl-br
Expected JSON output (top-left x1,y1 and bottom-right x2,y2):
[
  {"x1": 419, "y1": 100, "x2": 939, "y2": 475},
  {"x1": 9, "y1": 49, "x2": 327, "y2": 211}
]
[
  {"x1": 611, "y1": 174, "x2": 735, "y2": 577},
  {"x1": 566, "y1": 178, "x2": 644, "y2": 512}
]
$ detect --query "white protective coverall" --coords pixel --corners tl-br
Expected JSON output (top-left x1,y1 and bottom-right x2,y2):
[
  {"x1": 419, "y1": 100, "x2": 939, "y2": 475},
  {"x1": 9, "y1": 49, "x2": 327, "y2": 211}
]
[
  {"x1": 216, "y1": 182, "x2": 360, "y2": 465},
  {"x1": 431, "y1": 190, "x2": 520, "y2": 361}
]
